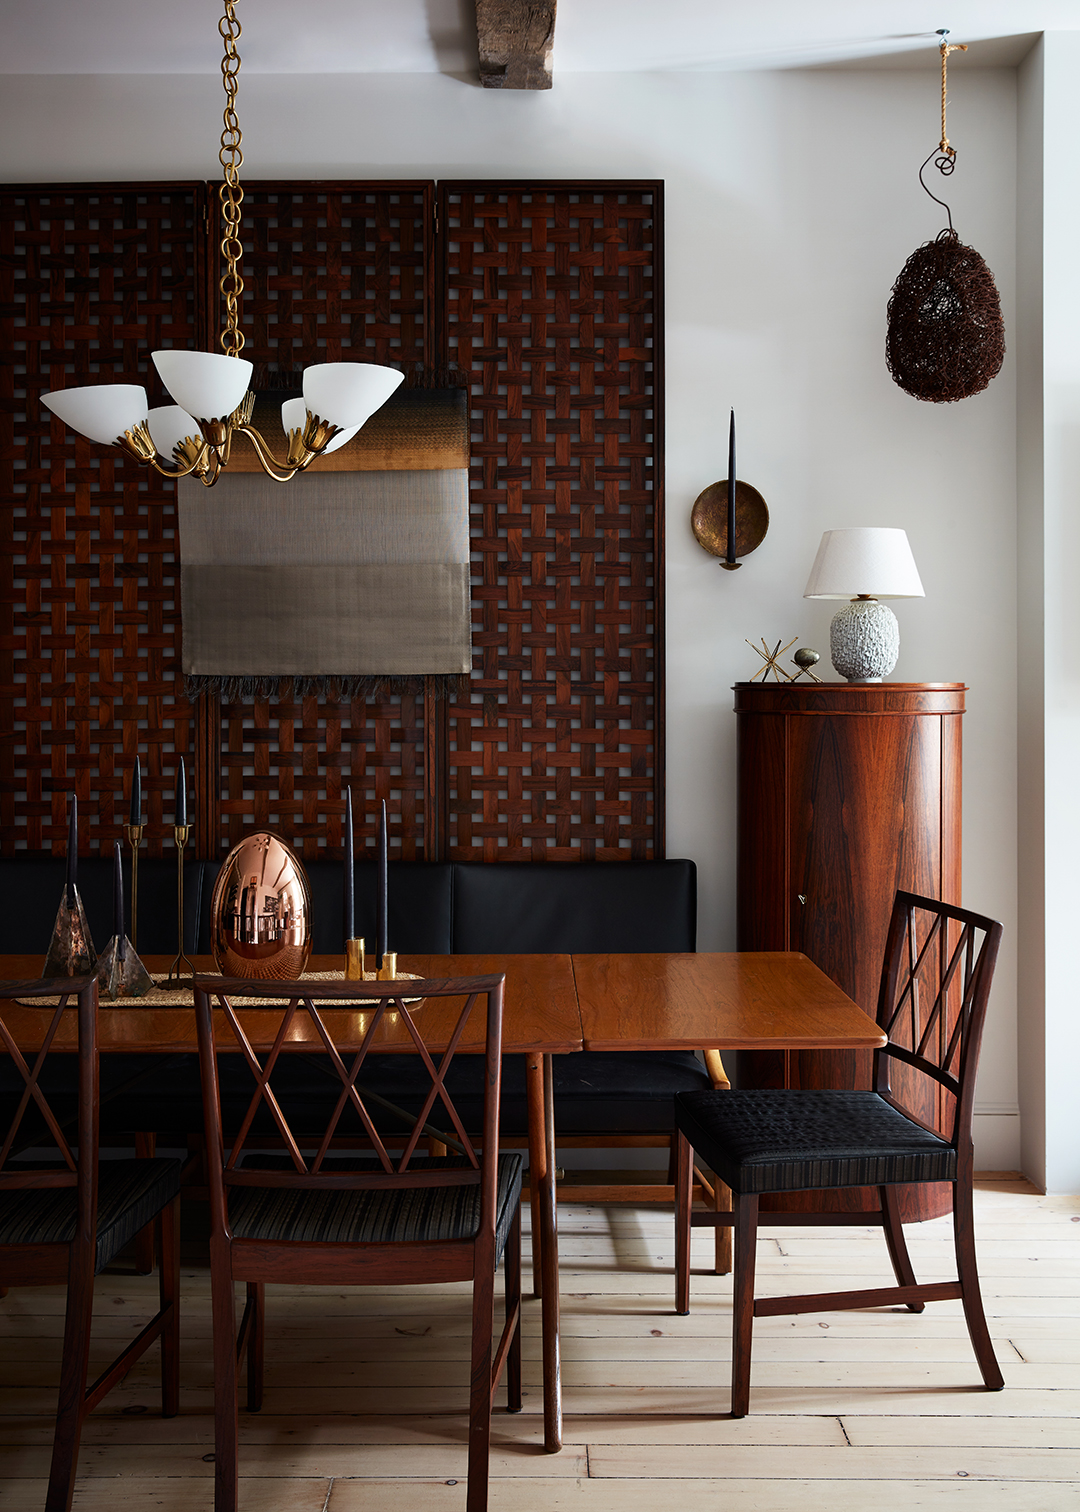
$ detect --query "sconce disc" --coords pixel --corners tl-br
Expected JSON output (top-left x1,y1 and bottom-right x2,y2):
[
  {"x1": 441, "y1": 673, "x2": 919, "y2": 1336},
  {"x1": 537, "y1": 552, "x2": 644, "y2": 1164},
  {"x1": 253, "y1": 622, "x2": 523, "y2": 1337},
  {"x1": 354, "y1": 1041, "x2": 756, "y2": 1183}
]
[{"x1": 691, "y1": 480, "x2": 769, "y2": 561}]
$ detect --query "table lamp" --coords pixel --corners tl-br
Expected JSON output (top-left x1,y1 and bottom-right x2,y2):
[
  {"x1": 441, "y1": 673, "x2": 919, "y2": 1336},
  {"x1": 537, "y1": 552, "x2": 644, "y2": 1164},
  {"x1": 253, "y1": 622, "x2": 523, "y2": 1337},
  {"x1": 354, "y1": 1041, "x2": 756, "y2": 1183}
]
[{"x1": 803, "y1": 527, "x2": 924, "y2": 681}]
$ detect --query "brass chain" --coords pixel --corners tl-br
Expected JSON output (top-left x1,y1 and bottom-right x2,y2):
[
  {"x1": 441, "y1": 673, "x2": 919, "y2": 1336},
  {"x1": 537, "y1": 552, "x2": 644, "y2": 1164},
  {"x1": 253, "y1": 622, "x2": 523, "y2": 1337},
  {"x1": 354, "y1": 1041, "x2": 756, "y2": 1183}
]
[
  {"x1": 938, "y1": 33, "x2": 968, "y2": 159},
  {"x1": 218, "y1": 0, "x2": 245, "y2": 358}
]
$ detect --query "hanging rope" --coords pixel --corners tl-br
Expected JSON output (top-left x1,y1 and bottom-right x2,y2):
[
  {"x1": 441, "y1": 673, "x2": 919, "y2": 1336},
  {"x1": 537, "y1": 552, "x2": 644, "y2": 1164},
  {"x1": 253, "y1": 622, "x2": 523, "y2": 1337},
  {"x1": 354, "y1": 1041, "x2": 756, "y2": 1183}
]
[{"x1": 938, "y1": 30, "x2": 967, "y2": 158}]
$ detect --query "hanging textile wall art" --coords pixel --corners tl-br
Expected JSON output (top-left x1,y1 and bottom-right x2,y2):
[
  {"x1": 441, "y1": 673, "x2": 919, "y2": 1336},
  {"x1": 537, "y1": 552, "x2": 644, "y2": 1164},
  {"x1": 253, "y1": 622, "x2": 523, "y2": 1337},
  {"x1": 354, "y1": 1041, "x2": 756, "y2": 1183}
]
[{"x1": 179, "y1": 387, "x2": 471, "y2": 699}]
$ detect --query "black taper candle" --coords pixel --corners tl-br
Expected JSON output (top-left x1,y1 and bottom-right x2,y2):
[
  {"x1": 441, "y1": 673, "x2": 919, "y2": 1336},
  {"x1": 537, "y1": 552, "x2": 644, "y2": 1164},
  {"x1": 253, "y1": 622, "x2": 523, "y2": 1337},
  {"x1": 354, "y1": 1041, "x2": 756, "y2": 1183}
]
[
  {"x1": 113, "y1": 840, "x2": 126, "y2": 961},
  {"x1": 344, "y1": 786, "x2": 355, "y2": 942},
  {"x1": 66, "y1": 792, "x2": 77, "y2": 902},
  {"x1": 376, "y1": 799, "x2": 388, "y2": 969},
  {"x1": 174, "y1": 755, "x2": 187, "y2": 829},
  {"x1": 129, "y1": 755, "x2": 142, "y2": 826},
  {"x1": 726, "y1": 407, "x2": 737, "y2": 565}
]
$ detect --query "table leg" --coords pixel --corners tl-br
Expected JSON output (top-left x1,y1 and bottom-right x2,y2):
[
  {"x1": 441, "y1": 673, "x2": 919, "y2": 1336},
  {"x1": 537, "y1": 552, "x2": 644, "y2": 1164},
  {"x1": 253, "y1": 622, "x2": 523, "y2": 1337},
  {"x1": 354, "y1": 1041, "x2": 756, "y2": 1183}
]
[{"x1": 526, "y1": 1051, "x2": 562, "y2": 1452}]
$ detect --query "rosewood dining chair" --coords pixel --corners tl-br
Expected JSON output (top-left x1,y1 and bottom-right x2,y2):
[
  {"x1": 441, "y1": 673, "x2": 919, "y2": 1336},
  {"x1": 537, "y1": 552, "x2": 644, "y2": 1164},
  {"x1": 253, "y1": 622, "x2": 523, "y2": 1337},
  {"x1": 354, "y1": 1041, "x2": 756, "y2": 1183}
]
[
  {"x1": 0, "y1": 976, "x2": 181, "y2": 1512},
  {"x1": 674, "y1": 891, "x2": 1004, "y2": 1415},
  {"x1": 193, "y1": 972, "x2": 522, "y2": 1512}
]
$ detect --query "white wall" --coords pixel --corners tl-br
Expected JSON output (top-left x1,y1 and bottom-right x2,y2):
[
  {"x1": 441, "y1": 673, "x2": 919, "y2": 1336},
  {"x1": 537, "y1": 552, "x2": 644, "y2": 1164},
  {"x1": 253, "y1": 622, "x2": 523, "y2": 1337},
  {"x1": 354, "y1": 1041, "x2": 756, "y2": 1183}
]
[
  {"x1": 0, "y1": 65, "x2": 1022, "y2": 1169},
  {"x1": 1017, "y1": 34, "x2": 1080, "y2": 1195}
]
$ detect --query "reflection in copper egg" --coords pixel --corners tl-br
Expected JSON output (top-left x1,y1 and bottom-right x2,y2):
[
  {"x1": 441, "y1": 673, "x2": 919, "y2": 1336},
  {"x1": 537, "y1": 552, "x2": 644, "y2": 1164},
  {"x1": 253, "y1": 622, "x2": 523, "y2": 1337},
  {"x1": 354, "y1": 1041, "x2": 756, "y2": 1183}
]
[{"x1": 210, "y1": 831, "x2": 313, "y2": 979}]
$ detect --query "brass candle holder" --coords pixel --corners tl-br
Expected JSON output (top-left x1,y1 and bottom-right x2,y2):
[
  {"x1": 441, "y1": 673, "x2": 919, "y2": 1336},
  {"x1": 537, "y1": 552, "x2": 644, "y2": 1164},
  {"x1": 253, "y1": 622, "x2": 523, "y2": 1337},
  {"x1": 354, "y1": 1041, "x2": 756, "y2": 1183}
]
[
  {"x1": 377, "y1": 951, "x2": 398, "y2": 981},
  {"x1": 165, "y1": 824, "x2": 195, "y2": 987},
  {"x1": 344, "y1": 937, "x2": 366, "y2": 981},
  {"x1": 124, "y1": 822, "x2": 144, "y2": 952}
]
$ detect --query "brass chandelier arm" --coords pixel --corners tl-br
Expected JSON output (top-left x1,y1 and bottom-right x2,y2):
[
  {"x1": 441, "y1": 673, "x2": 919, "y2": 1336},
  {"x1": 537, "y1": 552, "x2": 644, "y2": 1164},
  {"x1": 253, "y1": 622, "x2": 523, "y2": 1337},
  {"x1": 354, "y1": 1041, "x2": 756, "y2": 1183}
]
[{"x1": 231, "y1": 424, "x2": 306, "y2": 483}]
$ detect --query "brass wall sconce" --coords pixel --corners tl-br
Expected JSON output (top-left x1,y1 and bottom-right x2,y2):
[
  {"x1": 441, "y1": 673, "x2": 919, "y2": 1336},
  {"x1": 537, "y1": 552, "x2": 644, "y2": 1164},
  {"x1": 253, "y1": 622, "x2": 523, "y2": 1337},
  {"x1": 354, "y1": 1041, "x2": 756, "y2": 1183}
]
[{"x1": 691, "y1": 409, "x2": 769, "y2": 569}]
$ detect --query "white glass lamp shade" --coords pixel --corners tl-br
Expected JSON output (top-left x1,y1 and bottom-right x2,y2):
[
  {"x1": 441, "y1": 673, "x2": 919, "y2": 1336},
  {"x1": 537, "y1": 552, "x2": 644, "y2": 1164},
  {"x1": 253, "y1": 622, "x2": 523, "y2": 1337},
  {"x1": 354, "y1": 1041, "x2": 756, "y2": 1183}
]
[
  {"x1": 280, "y1": 396, "x2": 359, "y2": 455},
  {"x1": 41, "y1": 384, "x2": 148, "y2": 447},
  {"x1": 146, "y1": 405, "x2": 203, "y2": 462},
  {"x1": 151, "y1": 350, "x2": 252, "y2": 421},
  {"x1": 803, "y1": 528, "x2": 925, "y2": 600},
  {"x1": 301, "y1": 362, "x2": 403, "y2": 430}
]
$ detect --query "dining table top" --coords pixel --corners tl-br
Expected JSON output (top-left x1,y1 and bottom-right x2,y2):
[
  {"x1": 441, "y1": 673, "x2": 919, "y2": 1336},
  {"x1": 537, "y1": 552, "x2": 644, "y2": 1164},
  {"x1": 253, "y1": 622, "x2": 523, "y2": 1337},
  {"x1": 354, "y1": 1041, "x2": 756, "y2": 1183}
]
[
  {"x1": 571, "y1": 951, "x2": 887, "y2": 1052},
  {"x1": 0, "y1": 953, "x2": 584, "y2": 1056},
  {"x1": 0, "y1": 950, "x2": 885, "y2": 1057}
]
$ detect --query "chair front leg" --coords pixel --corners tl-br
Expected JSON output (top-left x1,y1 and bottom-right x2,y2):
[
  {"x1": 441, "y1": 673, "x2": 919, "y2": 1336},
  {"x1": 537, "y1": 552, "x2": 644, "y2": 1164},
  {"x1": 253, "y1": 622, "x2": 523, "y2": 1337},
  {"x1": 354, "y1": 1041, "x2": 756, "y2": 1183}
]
[
  {"x1": 731, "y1": 1192, "x2": 760, "y2": 1419},
  {"x1": 467, "y1": 1252, "x2": 496, "y2": 1512},
  {"x1": 210, "y1": 1241, "x2": 241, "y2": 1512},
  {"x1": 674, "y1": 1129, "x2": 693, "y2": 1315},
  {"x1": 953, "y1": 1172, "x2": 1004, "y2": 1390},
  {"x1": 45, "y1": 1247, "x2": 96, "y2": 1512}
]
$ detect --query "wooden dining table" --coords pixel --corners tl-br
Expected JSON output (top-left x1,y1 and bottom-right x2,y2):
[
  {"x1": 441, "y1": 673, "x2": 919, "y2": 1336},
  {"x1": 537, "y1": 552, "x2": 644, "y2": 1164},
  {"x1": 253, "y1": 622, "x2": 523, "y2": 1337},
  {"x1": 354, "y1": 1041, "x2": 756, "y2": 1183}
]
[{"x1": 0, "y1": 948, "x2": 885, "y2": 1453}]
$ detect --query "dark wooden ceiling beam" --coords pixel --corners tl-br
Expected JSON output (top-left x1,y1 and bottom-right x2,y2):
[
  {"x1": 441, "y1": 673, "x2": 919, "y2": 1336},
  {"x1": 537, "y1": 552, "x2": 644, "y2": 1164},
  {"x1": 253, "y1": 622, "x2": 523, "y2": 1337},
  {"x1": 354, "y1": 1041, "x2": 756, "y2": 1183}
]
[{"x1": 475, "y1": 0, "x2": 556, "y2": 89}]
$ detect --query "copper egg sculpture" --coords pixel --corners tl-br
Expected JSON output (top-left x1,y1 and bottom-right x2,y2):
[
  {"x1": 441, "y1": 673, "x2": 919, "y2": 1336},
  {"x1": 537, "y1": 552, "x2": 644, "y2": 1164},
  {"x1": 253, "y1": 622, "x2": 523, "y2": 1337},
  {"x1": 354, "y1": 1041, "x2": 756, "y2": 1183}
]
[{"x1": 210, "y1": 830, "x2": 313, "y2": 979}]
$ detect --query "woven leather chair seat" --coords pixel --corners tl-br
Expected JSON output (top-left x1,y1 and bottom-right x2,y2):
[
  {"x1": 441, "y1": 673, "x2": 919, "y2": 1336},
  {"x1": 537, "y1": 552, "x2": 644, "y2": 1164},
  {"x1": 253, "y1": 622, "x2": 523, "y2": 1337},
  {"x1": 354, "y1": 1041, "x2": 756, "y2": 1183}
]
[
  {"x1": 675, "y1": 1089, "x2": 956, "y2": 1195},
  {"x1": 238, "y1": 1154, "x2": 522, "y2": 1256},
  {"x1": 0, "y1": 1158, "x2": 182, "y2": 1272}
]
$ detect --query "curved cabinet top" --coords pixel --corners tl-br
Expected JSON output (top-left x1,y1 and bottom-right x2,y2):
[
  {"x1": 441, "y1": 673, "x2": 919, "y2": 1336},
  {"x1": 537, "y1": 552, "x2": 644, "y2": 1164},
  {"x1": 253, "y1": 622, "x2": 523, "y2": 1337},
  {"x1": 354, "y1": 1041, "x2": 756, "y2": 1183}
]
[{"x1": 733, "y1": 682, "x2": 966, "y2": 716}]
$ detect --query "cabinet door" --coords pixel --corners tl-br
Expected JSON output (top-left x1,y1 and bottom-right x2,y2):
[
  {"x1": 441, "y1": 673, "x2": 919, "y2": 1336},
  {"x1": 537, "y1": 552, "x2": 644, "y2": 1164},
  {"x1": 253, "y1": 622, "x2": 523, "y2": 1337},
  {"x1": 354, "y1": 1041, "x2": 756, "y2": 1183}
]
[{"x1": 786, "y1": 711, "x2": 944, "y2": 1101}]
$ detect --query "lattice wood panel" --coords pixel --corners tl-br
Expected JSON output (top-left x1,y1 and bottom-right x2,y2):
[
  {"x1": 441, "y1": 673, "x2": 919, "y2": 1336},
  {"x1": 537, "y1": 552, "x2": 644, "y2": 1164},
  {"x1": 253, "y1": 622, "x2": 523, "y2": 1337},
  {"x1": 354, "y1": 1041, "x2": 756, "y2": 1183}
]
[
  {"x1": 219, "y1": 182, "x2": 433, "y2": 376},
  {"x1": 219, "y1": 688, "x2": 428, "y2": 863},
  {"x1": 440, "y1": 183, "x2": 664, "y2": 860},
  {"x1": 0, "y1": 184, "x2": 204, "y2": 857},
  {"x1": 205, "y1": 183, "x2": 436, "y2": 858}
]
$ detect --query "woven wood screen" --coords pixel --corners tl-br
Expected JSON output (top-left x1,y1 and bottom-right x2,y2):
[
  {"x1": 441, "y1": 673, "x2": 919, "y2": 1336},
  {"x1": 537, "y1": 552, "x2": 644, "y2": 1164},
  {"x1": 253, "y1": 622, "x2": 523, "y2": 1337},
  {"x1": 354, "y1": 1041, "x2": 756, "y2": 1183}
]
[
  {"x1": 1, "y1": 179, "x2": 663, "y2": 863},
  {"x1": 206, "y1": 183, "x2": 435, "y2": 861},
  {"x1": 0, "y1": 184, "x2": 204, "y2": 858},
  {"x1": 440, "y1": 183, "x2": 664, "y2": 859}
]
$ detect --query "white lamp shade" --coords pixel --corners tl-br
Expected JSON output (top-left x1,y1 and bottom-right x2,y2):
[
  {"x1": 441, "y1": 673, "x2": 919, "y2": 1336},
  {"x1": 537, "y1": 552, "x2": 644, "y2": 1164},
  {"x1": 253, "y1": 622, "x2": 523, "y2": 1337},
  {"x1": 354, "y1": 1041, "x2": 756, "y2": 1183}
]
[
  {"x1": 301, "y1": 362, "x2": 403, "y2": 430},
  {"x1": 803, "y1": 528, "x2": 925, "y2": 600},
  {"x1": 147, "y1": 405, "x2": 202, "y2": 461},
  {"x1": 151, "y1": 349, "x2": 252, "y2": 421},
  {"x1": 41, "y1": 384, "x2": 148, "y2": 447},
  {"x1": 280, "y1": 396, "x2": 360, "y2": 455}
]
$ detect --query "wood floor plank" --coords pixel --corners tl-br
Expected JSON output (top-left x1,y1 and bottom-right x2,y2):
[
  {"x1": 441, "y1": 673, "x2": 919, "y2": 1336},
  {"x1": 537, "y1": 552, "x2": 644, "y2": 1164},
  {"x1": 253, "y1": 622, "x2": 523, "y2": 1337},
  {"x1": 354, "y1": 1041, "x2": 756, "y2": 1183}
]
[
  {"x1": 2, "y1": 1183, "x2": 1079, "y2": 1508},
  {"x1": 585, "y1": 1445, "x2": 1080, "y2": 1480}
]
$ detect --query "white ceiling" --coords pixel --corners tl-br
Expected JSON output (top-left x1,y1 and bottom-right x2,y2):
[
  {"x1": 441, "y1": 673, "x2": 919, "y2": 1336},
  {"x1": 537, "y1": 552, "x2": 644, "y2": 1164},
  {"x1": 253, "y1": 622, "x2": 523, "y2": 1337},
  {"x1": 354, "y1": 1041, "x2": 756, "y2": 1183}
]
[{"x1": 2, "y1": 0, "x2": 1069, "y2": 75}]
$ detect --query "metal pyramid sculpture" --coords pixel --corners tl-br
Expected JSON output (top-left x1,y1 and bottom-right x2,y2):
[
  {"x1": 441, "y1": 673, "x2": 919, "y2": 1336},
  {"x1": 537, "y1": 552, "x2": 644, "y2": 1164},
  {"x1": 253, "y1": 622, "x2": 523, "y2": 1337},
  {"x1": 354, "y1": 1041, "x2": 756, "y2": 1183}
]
[
  {"x1": 96, "y1": 933, "x2": 155, "y2": 1000},
  {"x1": 42, "y1": 793, "x2": 97, "y2": 978},
  {"x1": 96, "y1": 840, "x2": 154, "y2": 999}
]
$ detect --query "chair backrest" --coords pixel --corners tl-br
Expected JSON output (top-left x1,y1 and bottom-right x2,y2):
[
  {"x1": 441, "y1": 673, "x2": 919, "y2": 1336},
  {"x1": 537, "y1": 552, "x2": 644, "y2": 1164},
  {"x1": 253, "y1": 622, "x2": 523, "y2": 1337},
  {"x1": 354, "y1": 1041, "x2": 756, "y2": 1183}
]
[
  {"x1": 193, "y1": 972, "x2": 506, "y2": 1240},
  {"x1": 874, "y1": 892, "x2": 1002, "y2": 1150},
  {"x1": 0, "y1": 976, "x2": 98, "y2": 1223}
]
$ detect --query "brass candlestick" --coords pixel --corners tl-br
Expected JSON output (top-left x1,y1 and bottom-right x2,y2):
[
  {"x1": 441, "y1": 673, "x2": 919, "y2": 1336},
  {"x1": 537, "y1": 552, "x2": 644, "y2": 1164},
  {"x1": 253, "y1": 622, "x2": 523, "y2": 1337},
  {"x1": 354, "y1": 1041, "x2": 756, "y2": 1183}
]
[
  {"x1": 377, "y1": 951, "x2": 398, "y2": 981},
  {"x1": 345, "y1": 937, "x2": 366, "y2": 980},
  {"x1": 165, "y1": 824, "x2": 194, "y2": 986},
  {"x1": 124, "y1": 823, "x2": 144, "y2": 951}
]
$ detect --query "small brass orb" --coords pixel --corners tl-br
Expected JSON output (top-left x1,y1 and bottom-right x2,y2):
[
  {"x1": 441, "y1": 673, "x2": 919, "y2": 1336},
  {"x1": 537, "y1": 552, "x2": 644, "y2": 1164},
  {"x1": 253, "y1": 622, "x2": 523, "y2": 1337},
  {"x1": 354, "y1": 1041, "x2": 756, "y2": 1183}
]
[{"x1": 793, "y1": 648, "x2": 820, "y2": 670}]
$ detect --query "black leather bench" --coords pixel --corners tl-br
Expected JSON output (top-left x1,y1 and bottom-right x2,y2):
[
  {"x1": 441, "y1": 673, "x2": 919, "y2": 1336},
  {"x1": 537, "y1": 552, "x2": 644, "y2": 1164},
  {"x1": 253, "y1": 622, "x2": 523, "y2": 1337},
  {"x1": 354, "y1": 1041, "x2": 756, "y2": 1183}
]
[{"x1": 1, "y1": 855, "x2": 716, "y2": 1199}]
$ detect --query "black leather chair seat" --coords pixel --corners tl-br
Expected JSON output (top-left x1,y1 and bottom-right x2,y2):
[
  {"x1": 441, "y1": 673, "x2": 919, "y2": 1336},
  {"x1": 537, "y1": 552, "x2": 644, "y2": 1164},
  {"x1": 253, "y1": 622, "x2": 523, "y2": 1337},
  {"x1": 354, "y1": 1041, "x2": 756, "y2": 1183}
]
[{"x1": 674, "y1": 1088, "x2": 958, "y2": 1195}]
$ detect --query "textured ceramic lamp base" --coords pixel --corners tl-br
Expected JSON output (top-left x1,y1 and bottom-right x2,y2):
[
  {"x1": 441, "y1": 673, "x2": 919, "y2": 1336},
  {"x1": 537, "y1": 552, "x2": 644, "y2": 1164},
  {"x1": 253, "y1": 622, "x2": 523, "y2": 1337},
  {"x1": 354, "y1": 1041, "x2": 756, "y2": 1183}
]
[{"x1": 829, "y1": 599, "x2": 900, "y2": 682}]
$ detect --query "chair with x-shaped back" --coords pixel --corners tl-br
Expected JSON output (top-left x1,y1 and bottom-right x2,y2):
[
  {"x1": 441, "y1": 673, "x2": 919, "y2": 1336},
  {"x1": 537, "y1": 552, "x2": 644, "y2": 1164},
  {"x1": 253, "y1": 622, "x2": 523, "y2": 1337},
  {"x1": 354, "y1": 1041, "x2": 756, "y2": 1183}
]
[
  {"x1": 0, "y1": 976, "x2": 181, "y2": 1512},
  {"x1": 674, "y1": 891, "x2": 1004, "y2": 1415},
  {"x1": 193, "y1": 971, "x2": 521, "y2": 1512}
]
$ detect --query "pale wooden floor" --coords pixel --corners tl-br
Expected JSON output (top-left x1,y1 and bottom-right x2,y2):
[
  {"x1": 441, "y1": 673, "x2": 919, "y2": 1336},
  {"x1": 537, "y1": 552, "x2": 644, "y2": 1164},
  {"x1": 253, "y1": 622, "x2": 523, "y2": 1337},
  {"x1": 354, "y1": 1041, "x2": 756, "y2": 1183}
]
[{"x1": 1, "y1": 1176, "x2": 1078, "y2": 1510}]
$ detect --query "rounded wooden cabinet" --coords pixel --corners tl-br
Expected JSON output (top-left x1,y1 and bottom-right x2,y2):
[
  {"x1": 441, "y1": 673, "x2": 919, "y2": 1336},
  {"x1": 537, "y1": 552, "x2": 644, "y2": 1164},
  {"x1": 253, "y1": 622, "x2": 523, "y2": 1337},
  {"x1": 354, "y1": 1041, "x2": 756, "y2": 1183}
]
[{"x1": 734, "y1": 681, "x2": 965, "y2": 1221}]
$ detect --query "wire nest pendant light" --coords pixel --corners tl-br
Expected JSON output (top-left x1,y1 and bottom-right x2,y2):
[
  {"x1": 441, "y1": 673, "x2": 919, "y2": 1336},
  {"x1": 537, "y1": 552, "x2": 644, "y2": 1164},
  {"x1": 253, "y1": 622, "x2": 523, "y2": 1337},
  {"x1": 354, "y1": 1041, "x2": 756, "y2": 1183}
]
[
  {"x1": 42, "y1": 0, "x2": 403, "y2": 485},
  {"x1": 885, "y1": 33, "x2": 1005, "y2": 403}
]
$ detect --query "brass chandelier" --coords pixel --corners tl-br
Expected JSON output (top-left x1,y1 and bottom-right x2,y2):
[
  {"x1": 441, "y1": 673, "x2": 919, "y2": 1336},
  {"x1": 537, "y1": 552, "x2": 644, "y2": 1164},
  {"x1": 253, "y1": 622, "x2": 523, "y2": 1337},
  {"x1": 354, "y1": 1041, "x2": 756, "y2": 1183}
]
[{"x1": 42, "y1": 0, "x2": 402, "y2": 485}]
